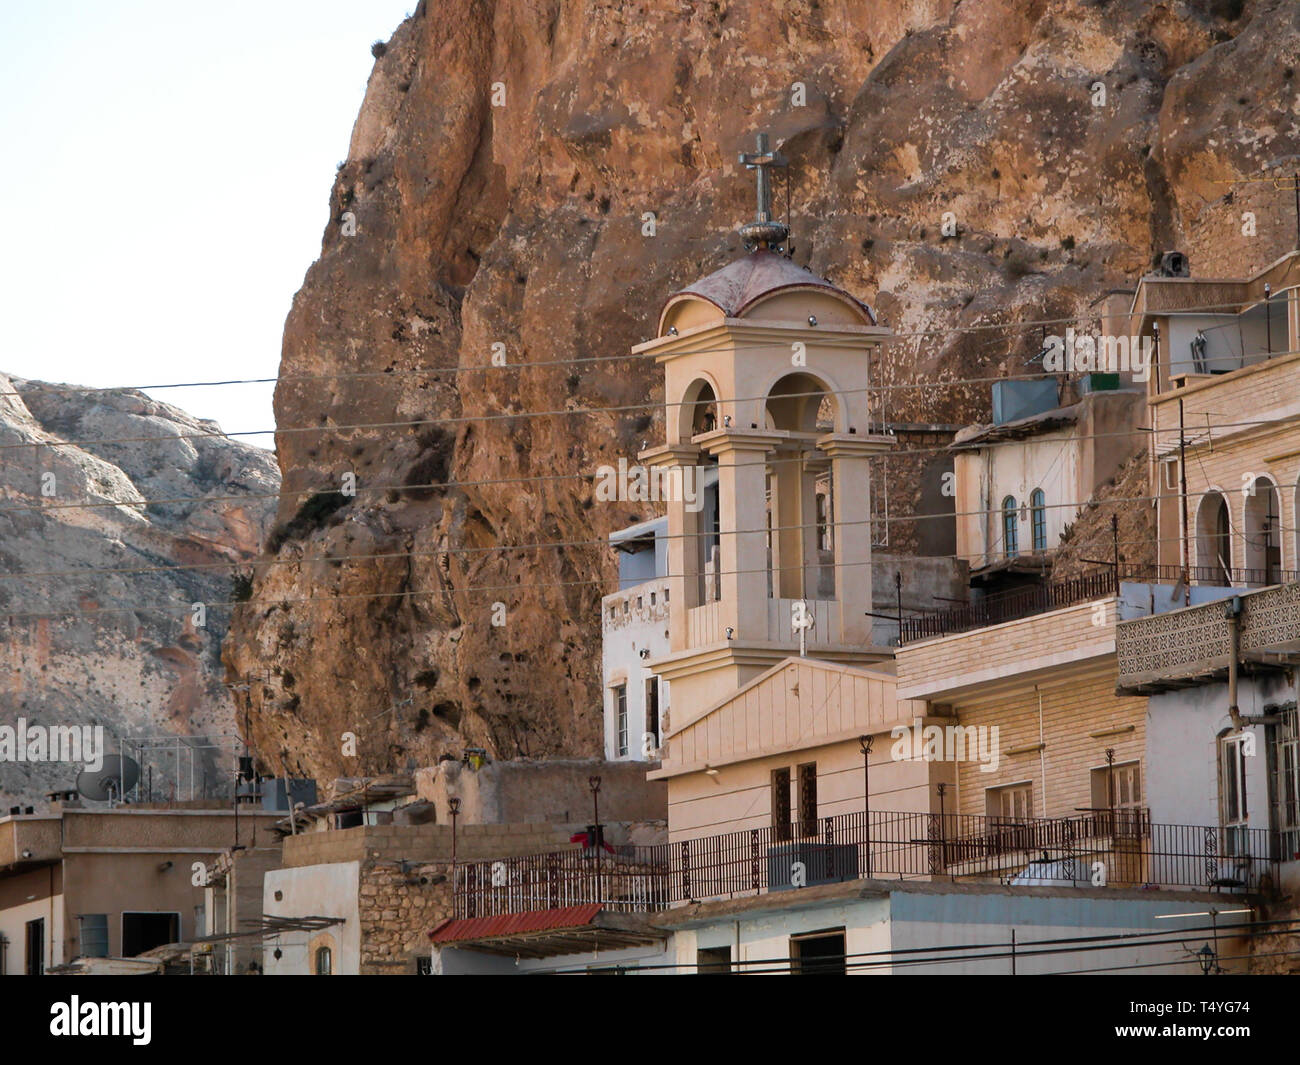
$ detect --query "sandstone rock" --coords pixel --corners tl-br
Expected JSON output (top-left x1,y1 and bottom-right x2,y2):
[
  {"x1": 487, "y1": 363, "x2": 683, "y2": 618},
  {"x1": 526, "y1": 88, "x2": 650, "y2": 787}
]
[
  {"x1": 0, "y1": 375, "x2": 279, "y2": 806},
  {"x1": 226, "y1": 0, "x2": 1300, "y2": 784}
]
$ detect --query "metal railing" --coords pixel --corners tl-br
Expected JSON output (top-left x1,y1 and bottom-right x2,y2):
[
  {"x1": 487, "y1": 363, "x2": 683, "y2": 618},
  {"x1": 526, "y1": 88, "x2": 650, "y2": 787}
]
[
  {"x1": 900, "y1": 571, "x2": 1117, "y2": 644},
  {"x1": 1117, "y1": 562, "x2": 1300, "y2": 588},
  {"x1": 453, "y1": 809, "x2": 1278, "y2": 918},
  {"x1": 897, "y1": 560, "x2": 1300, "y2": 645}
]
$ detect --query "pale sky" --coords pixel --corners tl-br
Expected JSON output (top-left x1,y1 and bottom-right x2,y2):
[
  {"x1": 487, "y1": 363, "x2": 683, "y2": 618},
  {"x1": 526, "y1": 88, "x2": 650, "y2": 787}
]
[{"x1": 0, "y1": 0, "x2": 415, "y2": 445}]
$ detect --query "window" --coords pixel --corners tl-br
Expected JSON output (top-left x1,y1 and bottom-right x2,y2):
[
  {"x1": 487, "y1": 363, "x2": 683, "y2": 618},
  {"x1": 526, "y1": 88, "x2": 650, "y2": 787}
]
[
  {"x1": 986, "y1": 782, "x2": 1032, "y2": 821},
  {"x1": 1220, "y1": 734, "x2": 1250, "y2": 855},
  {"x1": 797, "y1": 762, "x2": 818, "y2": 837},
  {"x1": 1090, "y1": 761, "x2": 1143, "y2": 835},
  {"x1": 816, "y1": 491, "x2": 832, "y2": 552},
  {"x1": 121, "y1": 912, "x2": 180, "y2": 957},
  {"x1": 79, "y1": 914, "x2": 109, "y2": 959},
  {"x1": 25, "y1": 919, "x2": 44, "y2": 976},
  {"x1": 1030, "y1": 489, "x2": 1047, "y2": 552},
  {"x1": 416, "y1": 956, "x2": 433, "y2": 975},
  {"x1": 1002, "y1": 496, "x2": 1018, "y2": 558},
  {"x1": 771, "y1": 767, "x2": 792, "y2": 842},
  {"x1": 644, "y1": 676, "x2": 660, "y2": 754},
  {"x1": 697, "y1": 946, "x2": 732, "y2": 974},
  {"x1": 1274, "y1": 707, "x2": 1300, "y2": 859},
  {"x1": 314, "y1": 945, "x2": 333, "y2": 975},
  {"x1": 614, "y1": 685, "x2": 628, "y2": 757},
  {"x1": 1196, "y1": 491, "x2": 1234, "y2": 585},
  {"x1": 790, "y1": 930, "x2": 846, "y2": 975},
  {"x1": 1161, "y1": 458, "x2": 1180, "y2": 492},
  {"x1": 1090, "y1": 761, "x2": 1142, "y2": 809}
]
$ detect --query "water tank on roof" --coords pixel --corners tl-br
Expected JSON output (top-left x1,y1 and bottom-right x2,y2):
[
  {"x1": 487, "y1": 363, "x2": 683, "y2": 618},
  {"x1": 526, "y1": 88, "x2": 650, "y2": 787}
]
[
  {"x1": 1077, "y1": 372, "x2": 1120, "y2": 394},
  {"x1": 992, "y1": 379, "x2": 1059, "y2": 425},
  {"x1": 261, "y1": 778, "x2": 317, "y2": 813}
]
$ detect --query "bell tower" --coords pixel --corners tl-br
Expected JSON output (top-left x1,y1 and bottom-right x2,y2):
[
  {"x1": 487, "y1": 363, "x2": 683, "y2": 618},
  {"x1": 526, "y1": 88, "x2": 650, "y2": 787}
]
[{"x1": 638, "y1": 133, "x2": 895, "y2": 720}]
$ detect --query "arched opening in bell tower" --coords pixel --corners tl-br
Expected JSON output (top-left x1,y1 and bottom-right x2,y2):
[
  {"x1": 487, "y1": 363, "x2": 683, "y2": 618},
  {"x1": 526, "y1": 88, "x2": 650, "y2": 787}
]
[
  {"x1": 764, "y1": 372, "x2": 839, "y2": 434},
  {"x1": 763, "y1": 372, "x2": 841, "y2": 601},
  {"x1": 679, "y1": 378, "x2": 718, "y2": 441}
]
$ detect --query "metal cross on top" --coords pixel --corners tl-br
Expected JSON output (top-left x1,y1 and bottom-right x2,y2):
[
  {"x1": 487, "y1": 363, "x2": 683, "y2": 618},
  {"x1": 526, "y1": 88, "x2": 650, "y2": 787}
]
[{"x1": 738, "y1": 132, "x2": 790, "y2": 250}]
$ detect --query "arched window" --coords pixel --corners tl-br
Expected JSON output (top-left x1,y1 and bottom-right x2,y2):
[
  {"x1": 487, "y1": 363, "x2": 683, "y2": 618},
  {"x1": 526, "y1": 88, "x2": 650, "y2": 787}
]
[
  {"x1": 314, "y1": 945, "x2": 332, "y2": 976},
  {"x1": 1030, "y1": 489, "x2": 1047, "y2": 552},
  {"x1": 1002, "y1": 496, "x2": 1019, "y2": 558},
  {"x1": 1244, "y1": 476, "x2": 1282, "y2": 585},
  {"x1": 1196, "y1": 492, "x2": 1233, "y2": 586}
]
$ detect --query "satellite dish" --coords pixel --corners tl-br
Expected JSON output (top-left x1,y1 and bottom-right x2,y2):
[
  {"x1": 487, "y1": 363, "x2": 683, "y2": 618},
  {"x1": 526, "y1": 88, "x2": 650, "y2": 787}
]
[{"x1": 76, "y1": 755, "x2": 141, "y2": 802}]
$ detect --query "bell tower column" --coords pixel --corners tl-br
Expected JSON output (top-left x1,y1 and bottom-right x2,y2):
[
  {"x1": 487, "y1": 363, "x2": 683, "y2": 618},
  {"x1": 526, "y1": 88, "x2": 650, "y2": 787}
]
[
  {"x1": 701, "y1": 429, "x2": 779, "y2": 642},
  {"x1": 640, "y1": 443, "x2": 704, "y2": 653},
  {"x1": 817, "y1": 433, "x2": 893, "y2": 644}
]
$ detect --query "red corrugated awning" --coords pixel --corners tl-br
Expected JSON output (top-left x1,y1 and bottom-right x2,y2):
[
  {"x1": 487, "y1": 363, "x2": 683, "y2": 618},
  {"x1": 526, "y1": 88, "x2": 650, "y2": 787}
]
[{"x1": 429, "y1": 904, "x2": 603, "y2": 944}]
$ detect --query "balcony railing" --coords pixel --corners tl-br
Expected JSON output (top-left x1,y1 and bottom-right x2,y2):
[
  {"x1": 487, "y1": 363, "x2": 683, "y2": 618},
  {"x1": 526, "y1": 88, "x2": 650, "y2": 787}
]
[
  {"x1": 1118, "y1": 562, "x2": 1300, "y2": 588},
  {"x1": 453, "y1": 809, "x2": 1278, "y2": 918},
  {"x1": 900, "y1": 571, "x2": 1117, "y2": 644}
]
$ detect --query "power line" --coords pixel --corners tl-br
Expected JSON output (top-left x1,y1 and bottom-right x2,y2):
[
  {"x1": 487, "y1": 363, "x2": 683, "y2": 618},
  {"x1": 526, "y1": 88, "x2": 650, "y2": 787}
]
[
  {"x1": 0, "y1": 294, "x2": 1274, "y2": 401},
  {"x1": 530, "y1": 915, "x2": 1294, "y2": 975},
  {"x1": 0, "y1": 518, "x2": 1268, "y2": 621},
  {"x1": 3, "y1": 408, "x2": 1298, "y2": 519},
  {"x1": 3, "y1": 372, "x2": 1294, "y2": 455},
  {"x1": 3, "y1": 449, "x2": 1298, "y2": 597},
  {"x1": 2, "y1": 470, "x2": 1292, "y2": 590}
]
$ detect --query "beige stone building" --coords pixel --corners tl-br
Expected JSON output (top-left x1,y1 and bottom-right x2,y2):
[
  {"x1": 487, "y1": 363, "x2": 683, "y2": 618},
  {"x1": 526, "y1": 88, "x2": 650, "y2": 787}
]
[
  {"x1": 1121, "y1": 251, "x2": 1300, "y2": 586},
  {"x1": 650, "y1": 657, "x2": 940, "y2": 843},
  {"x1": 639, "y1": 248, "x2": 896, "y2": 721},
  {"x1": 0, "y1": 801, "x2": 281, "y2": 974},
  {"x1": 896, "y1": 598, "x2": 1146, "y2": 831},
  {"x1": 427, "y1": 150, "x2": 1280, "y2": 975},
  {"x1": 950, "y1": 384, "x2": 1145, "y2": 593}
]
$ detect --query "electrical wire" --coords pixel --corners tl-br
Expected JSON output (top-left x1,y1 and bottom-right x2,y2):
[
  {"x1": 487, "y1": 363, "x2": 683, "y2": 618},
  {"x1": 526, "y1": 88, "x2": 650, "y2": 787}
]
[
  {"x1": 2, "y1": 409, "x2": 1298, "y2": 519},
  {"x1": 1, "y1": 293, "x2": 1279, "y2": 401}
]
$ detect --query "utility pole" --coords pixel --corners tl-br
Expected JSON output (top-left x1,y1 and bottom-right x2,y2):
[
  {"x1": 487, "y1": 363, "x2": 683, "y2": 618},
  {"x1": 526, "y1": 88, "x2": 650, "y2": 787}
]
[
  {"x1": 1293, "y1": 171, "x2": 1299, "y2": 251},
  {"x1": 1111, "y1": 514, "x2": 1121, "y2": 589},
  {"x1": 1178, "y1": 397, "x2": 1191, "y2": 605}
]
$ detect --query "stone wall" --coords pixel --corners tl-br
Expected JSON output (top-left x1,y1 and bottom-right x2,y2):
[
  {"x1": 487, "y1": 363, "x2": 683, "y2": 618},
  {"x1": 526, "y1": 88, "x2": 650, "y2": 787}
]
[
  {"x1": 414, "y1": 758, "x2": 667, "y2": 826},
  {"x1": 358, "y1": 857, "x2": 454, "y2": 974},
  {"x1": 280, "y1": 822, "x2": 596, "y2": 973}
]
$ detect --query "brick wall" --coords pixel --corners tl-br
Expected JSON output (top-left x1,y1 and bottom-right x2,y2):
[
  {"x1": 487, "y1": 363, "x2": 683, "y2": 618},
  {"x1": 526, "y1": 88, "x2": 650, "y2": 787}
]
[
  {"x1": 282, "y1": 822, "x2": 578, "y2": 869},
  {"x1": 952, "y1": 667, "x2": 1146, "y2": 820},
  {"x1": 896, "y1": 599, "x2": 1115, "y2": 702}
]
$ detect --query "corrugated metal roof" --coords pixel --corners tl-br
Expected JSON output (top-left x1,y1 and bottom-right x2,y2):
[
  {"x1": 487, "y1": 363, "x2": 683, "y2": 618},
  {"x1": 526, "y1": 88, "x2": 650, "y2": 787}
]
[{"x1": 429, "y1": 904, "x2": 604, "y2": 944}]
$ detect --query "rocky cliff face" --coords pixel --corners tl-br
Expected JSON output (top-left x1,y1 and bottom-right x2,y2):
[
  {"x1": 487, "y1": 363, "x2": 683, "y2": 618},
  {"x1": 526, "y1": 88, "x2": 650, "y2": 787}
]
[
  {"x1": 225, "y1": 0, "x2": 1300, "y2": 783},
  {"x1": 0, "y1": 376, "x2": 278, "y2": 806}
]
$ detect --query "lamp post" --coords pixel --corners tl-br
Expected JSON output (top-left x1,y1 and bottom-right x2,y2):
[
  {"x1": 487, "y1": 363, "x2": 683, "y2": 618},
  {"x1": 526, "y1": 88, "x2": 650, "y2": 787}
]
[
  {"x1": 589, "y1": 776, "x2": 602, "y2": 906},
  {"x1": 1105, "y1": 747, "x2": 1116, "y2": 835},
  {"x1": 937, "y1": 782, "x2": 948, "y2": 869},
  {"x1": 859, "y1": 735, "x2": 873, "y2": 878},
  {"x1": 1197, "y1": 943, "x2": 1216, "y2": 976},
  {"x1": 448, "y1": 797, "x2": 461, "y2": 876}
]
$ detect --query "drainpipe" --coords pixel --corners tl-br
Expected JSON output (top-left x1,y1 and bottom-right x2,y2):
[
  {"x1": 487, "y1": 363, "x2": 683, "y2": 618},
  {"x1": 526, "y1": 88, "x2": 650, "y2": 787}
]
[
  {"x1": 1225, "y1": 597, "x2": 1281, "y2": 728},
  {"x1": 1035, "y1": 685, "x2": 1048, "y2": 818}
]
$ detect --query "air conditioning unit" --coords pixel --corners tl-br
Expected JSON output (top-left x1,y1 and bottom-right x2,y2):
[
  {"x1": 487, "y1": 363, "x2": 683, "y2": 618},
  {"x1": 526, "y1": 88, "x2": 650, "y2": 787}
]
[{"x1": 767, "y1": 842, "x2": 859, "y2": 891}]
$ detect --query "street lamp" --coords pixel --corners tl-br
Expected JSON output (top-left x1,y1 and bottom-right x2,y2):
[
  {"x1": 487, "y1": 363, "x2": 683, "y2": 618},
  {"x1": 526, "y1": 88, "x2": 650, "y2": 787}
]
[
  {"x1": 859, "y1": 735, "x2": 873, "y2": 878},
  {"x1": 1197, "y1": 943, "x2": 1216, "y2": 976},
  {"x1": 448, "y1": 797, "x2": 461, "y2": 871},
  {"x1": 589, "y1": 776, "x2": 602, "y2": 905}
]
